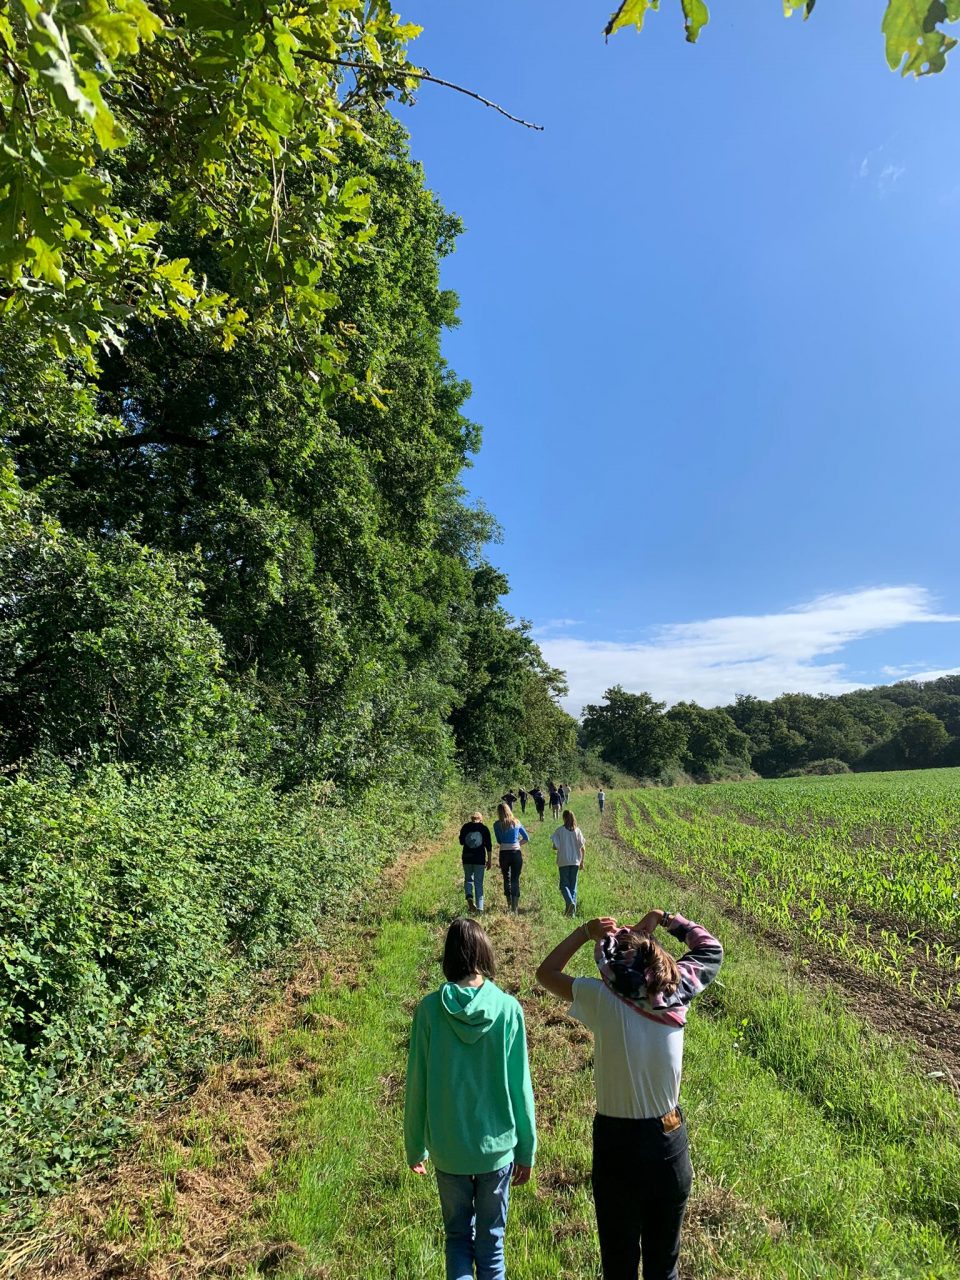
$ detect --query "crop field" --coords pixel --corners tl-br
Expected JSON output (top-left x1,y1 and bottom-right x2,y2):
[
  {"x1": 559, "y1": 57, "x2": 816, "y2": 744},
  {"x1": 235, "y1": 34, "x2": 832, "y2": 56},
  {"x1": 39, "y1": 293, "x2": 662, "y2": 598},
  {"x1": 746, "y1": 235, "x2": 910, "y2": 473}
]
[{"x1": 616, "y1": 768, "x2": 960, "y2": 1012}]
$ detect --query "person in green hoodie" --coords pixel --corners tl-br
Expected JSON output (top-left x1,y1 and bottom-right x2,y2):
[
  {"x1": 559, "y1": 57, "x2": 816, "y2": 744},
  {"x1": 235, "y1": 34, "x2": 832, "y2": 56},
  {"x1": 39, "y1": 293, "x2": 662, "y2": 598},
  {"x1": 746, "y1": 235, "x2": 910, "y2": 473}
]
[{"x1": 404, "y1": 917, "x2": 537, "y2": 1280}]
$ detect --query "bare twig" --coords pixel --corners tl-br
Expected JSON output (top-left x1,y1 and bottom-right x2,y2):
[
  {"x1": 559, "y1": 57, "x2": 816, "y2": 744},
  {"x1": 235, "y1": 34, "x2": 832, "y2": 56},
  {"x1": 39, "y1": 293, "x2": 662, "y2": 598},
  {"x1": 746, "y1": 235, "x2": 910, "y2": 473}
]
[{"x1": 304, "y1": 55, "x2": 544, "y2": 131}]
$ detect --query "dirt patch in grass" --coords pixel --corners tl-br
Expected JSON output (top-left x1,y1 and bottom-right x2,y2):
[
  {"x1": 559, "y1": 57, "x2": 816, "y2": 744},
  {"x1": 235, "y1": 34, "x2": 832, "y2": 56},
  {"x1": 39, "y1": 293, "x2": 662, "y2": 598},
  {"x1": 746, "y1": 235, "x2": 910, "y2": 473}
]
[
  {"x1": 1, "y1": 830, "x2": 459, "y2": 1280},
  {"x1": 603, "y1": 812, "x2": 960, "y2": 1092}
]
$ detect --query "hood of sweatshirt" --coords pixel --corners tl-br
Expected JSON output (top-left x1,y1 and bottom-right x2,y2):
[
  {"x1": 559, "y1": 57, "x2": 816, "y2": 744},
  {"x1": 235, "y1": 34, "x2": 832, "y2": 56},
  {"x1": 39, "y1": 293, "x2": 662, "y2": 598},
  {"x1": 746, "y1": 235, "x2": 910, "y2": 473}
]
[{"x1": 440, "y1": 980, "x2": 503, "y2": 1043}]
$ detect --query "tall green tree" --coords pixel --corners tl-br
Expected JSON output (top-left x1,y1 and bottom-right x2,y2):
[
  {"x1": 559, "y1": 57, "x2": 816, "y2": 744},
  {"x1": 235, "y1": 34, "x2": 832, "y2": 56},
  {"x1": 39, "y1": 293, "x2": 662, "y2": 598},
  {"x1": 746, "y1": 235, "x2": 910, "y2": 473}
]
[
  {"x1": 580, "y1": 685, "x2": 684, "y2": 779},
  {"x1": 665, "y1": 701, "x2": 749, "y2": 777}
]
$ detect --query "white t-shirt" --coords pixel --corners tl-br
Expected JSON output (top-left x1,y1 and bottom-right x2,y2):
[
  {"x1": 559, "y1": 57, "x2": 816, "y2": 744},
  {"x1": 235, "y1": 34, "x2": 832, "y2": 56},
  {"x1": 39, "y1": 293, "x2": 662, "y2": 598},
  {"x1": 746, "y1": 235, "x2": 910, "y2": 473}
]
[
  {"x1": 569, "y1": 977, "x2": 684, "y2": 1119},
  {"x1": 551, "y1": 825, "x2": 584, "y2": 867}
]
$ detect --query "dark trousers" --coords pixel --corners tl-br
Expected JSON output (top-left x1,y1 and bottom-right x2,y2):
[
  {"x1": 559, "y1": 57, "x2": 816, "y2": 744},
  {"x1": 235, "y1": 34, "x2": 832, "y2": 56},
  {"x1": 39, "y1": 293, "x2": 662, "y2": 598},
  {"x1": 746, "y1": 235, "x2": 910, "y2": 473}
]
[
  {"x1": 591, "y1": 1112, "x2": 693, "y2": 1280},
  {"x1": 499, "y1": 849, "x2": 522, "y2": 899}
]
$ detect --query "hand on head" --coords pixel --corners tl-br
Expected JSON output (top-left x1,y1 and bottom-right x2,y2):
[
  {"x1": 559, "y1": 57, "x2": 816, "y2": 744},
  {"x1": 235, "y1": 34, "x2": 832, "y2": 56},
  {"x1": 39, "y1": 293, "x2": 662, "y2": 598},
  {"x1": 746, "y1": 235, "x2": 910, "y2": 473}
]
[
  {"x1": 632, "y1": 910, "x2": 664, "y2": 936},
  {"x1": 584, "y1": 916, "x2": 618, "y2": 941}
]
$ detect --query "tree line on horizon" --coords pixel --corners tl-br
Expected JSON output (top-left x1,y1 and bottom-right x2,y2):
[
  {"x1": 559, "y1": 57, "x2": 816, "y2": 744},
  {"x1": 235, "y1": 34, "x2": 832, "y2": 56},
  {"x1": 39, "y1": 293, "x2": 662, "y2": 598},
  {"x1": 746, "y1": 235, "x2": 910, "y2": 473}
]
[{"x1": 580, "y1": 675, "x2": 960, "y2": 783}]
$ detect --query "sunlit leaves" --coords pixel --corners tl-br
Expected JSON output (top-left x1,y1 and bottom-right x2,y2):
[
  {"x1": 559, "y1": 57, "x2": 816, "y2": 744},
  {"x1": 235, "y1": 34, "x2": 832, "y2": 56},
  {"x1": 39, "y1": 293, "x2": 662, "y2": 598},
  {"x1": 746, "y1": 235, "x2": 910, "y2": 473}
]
[
  {"x1": 680, "y1": 0, "x2": 708, "y2": 42},
  {"x1": 0, "y1": 0, "x2": 419, "y2": 380},
  {"x1": 883, "y1": 0, "x2": 960, "y2": 75},
  {"x1": 605, "y1": 0, "x2": 658, "y2": 38},
  {"x1": 605, "y1": 0, "x2": 960, "y2": 74}
]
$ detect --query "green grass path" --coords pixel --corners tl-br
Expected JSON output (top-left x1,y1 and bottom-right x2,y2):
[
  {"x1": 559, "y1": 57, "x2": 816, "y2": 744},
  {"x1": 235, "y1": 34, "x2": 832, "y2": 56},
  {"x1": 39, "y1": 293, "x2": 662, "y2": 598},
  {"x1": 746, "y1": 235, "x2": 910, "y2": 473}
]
[{"x1": 249, "y1": 795, "x2": 960, "y2": 1280}]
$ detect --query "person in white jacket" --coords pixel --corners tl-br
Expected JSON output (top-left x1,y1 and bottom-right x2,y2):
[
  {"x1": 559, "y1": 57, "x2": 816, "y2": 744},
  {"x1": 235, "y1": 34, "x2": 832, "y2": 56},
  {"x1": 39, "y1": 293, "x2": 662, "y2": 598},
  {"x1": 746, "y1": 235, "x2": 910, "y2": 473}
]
[{"x1": 551, "y1": 809, "x2": 585, "y2": 917}]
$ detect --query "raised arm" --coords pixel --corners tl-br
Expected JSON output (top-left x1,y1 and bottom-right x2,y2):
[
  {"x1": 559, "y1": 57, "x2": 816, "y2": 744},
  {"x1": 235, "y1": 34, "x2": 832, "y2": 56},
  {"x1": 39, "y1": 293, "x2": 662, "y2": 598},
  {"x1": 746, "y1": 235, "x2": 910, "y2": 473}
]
[
  {"x1": 535, "y1": 917, "x2": 617, "y2": 1002},
  {"x1": 634, "y1": 909, "x2": 723, "y2": 1005}
]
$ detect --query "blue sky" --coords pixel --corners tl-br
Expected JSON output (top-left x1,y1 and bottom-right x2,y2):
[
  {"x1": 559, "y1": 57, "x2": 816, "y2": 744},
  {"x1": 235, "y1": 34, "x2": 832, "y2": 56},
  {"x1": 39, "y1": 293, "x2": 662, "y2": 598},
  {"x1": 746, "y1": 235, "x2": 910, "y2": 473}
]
[{"x1": 398, "y1": 1, "x2": 960, "y2": 713}]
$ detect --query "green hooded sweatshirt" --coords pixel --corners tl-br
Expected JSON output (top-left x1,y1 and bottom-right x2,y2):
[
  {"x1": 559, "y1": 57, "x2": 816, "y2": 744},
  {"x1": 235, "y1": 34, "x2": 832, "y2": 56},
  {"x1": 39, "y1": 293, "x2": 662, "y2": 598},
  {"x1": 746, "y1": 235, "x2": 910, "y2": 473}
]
[{"x1": 404, "y1": 979, "x2": 537, "y2": 1175}]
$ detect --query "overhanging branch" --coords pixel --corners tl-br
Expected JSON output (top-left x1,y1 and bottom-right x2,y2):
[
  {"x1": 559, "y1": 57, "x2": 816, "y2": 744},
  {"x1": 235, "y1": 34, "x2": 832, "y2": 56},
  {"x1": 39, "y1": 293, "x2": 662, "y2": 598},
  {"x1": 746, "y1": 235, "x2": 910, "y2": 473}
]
[{"x1": 306, "y1": 56, "x2": 544, "y2": 131}]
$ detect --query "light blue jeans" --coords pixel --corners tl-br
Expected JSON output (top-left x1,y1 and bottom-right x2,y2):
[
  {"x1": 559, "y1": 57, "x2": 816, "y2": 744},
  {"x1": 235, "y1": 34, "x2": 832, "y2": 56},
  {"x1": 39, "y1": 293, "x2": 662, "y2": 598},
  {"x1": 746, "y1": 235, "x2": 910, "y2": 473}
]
[
  {"x1": 463, "y1": 863, "x2": 486, "y2": 911},
  {"x1": 558, "y1": 864, "x2": 580, "y2": 910},
  {"x1": 435, "y1": 1162, "x2": 512, "y2": 1280}
]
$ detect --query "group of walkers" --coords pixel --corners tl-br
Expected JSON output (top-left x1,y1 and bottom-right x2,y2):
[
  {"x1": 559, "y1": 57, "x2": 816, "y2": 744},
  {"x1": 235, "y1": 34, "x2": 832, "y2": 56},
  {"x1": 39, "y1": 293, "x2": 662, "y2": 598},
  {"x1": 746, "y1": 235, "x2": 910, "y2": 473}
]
[
  {"x1": 405, "y1": 909, "x2": 724, "y2": 1279},
  {"x1": 459, "y1": 785, "x2": 608, "y2": 919},
  {"x1": 501, "y1": 781, "x2": 574, "y2": 824}
]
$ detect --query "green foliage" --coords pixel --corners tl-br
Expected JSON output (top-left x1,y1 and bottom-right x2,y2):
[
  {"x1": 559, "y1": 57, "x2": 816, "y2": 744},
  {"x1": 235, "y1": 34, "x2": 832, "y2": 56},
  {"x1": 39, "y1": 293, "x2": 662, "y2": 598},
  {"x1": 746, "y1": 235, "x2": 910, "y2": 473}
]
[
  {"x1": 784, "y1": 757, "x2": 852, "y2": 777},
  {"x1": 0, "y1": 502, "x2": 236, "y2": 769},
  {"x1": 664, "y1": 700, "x2": 749, "y2": 777},
  {"x1": 0, "y1": 0, "x2": 420, "y2": 372},
  {"x1": 0, "y1": 761, "x2": 439, "y2": 1206},
  {"x1": 580, "y1": 685, "x2": 684, "y2": 779},
  {"x1": 0, "y1": 93, "x2": 575, "y2": 1215},
  {"x1": 582, "y1": 678, "x2": 960, "y2": 783},
  {"x1": 893, "y1": 708, "x2": 950, "y2": 765},
  {"x1": 604, "y1": 0, "x2": 960, "y2": 76}
]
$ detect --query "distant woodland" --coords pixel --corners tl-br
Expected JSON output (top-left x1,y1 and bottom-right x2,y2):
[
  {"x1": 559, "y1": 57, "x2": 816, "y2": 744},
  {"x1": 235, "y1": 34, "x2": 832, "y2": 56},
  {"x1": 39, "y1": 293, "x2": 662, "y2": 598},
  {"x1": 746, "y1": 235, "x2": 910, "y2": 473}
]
[{"x1": 580, "y1": 676, "x2": 960, "y2": 782}]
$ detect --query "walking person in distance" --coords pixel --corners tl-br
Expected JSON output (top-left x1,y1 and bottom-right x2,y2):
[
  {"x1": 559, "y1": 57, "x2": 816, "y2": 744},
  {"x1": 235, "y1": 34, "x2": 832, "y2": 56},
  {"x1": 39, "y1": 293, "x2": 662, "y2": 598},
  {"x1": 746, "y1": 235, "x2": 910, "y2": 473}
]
[
  {"x1": 493, "y1": 803, "x2": 529, "y2": 914},
  {"x1": 458, "y1": 811, "x2": 492, "y2": 913},
  {"x1": 405, "y1": 918, "x2": 536, "y2": 1280},
  {"x1": 517, "y1": 786, "x2": 527, "y2": 814},
  {"x1": 532, "y1": 787, "x2": 546, "y2": 823},
  {"x1": 551, "y1": 809, "x2": 586, "y2": 917},
  {"x1": 535, "y1": 909, "x2": 723, "y2": 1280},
  {"x1": 548, "y1": 784, "x2": 562, "y2": 821},
  {"x1": 597, "y1": 788, "x2": 606, "y2": 816}
]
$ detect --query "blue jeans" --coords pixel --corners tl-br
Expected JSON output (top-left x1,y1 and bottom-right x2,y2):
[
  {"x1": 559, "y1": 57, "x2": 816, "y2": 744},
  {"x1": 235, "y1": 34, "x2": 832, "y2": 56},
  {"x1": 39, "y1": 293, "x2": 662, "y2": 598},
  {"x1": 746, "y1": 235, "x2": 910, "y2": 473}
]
[
  {"x1": 558, "y1": 864, "x2": 579, "y2": 909},
  {"x1": 435, "y1": 1162, "x2": 512, "y2": 1280},
  {"x1": 463, "y1": 863, "x2": 486, "y2": 910}
]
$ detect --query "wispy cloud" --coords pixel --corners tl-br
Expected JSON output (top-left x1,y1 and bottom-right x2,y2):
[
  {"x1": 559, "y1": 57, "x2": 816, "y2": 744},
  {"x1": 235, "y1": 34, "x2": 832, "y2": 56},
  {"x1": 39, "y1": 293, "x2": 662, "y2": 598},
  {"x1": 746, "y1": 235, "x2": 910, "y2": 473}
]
[
  {"x1": 538, "y1": 586, "x2": 960, "y2": 715},
  {"x1": 531, "y1": 618, "x2": 582, "y2": 637},
  {"x1": 858, "y1": 139, "x2": 905, "y2": 196}
]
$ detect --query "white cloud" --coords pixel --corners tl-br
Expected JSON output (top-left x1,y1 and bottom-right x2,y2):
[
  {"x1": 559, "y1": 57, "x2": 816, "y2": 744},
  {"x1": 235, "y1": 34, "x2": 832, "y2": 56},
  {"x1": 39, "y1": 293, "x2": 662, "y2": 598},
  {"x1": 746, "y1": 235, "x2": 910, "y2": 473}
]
[
  {"x1": 538, "y1": 587, "x2": 960, "y2": 715},
  {"x1": 877, "y1": 162, "x2": 906, "y2": 195},
  {"x1": 882, "y1": 665, "x2": 960, "y2": 683},
  {"x1": 857, "y1": 138, "x2": 905, "y2": 196},
  {"x1": 532, "y1": 618, "x2": 582, "y2": 636}
]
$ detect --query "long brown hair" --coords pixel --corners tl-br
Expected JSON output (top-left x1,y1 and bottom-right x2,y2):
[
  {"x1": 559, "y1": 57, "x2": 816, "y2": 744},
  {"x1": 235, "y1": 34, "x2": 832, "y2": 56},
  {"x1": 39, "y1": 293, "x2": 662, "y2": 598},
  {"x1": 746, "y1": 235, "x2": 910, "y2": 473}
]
[
  {"x1": 611, "y1": 929, "x2": 680, "y2": 996},
  {"x1": 562, "y1": 809, "x2": 576, "y2": 830}
]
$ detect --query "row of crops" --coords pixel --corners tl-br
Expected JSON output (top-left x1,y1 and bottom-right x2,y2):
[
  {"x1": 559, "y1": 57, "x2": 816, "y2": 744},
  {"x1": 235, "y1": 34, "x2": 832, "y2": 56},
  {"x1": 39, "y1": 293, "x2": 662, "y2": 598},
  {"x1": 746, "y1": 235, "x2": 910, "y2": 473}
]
[{"x1": 615, "y1": 768, "x2": 960, "y2": 1008}]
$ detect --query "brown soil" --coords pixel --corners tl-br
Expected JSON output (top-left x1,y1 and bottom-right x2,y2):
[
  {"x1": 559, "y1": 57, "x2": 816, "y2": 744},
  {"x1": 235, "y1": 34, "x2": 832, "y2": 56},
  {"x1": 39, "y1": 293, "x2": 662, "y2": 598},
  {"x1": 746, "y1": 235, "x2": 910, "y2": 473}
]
[
  {"x1": 603, "y1": 810, "x2": 960, "y2": 1091},
  {"x1": 1, "y1": 830, "x2": 458, "y2": 1280}
]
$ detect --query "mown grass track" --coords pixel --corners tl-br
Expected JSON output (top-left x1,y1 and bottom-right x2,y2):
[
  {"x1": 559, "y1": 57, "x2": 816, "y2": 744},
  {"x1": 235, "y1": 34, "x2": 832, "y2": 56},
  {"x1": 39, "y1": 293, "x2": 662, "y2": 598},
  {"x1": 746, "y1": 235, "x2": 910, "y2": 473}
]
[
  {"x1": 14, "y1": 785, "x2": 960, "y2": 1279},
  {"x1": 243, "y1": 790, "x2": 960, "y2": 1279}
]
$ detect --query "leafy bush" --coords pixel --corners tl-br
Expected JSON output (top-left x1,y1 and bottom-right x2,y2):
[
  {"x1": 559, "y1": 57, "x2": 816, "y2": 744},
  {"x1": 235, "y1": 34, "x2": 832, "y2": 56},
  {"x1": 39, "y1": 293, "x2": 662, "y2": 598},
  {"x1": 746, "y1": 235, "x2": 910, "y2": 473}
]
[
  {"x1": 0, "y1": 512, "x2": 237, "y2": 770},
  {"x1": 784, "y1": 758, "x2": 852, "y2": 777},
  {"x1": 0, "y1": 763, "x2": 437, "y2": 1207}
]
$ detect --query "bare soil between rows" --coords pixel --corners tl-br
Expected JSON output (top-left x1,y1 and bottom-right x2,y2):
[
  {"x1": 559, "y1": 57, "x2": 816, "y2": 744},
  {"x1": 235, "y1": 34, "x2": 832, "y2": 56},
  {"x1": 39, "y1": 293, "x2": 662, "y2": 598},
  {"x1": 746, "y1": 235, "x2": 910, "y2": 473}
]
[{"x1": 606, "y1": 808, "x2": 960, "y2": 1091}]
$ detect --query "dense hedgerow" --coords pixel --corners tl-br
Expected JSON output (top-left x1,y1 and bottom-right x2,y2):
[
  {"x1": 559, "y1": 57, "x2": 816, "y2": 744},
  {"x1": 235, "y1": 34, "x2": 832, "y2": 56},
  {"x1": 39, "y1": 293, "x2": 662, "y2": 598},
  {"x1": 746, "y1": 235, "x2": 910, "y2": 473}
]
[{"x1": 0, "y1": 762, "x2": 440, "y2": 1208}]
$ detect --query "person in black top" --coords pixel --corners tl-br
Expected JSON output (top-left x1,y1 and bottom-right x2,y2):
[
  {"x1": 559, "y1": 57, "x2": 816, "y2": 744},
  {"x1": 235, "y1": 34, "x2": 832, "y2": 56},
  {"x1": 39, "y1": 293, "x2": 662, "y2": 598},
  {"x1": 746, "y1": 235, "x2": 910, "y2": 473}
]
[
  {"x1": 458, "y1": 812, "x2": 493, "y2": 913},
  {"x1": 518, "y1": 787, "x2": 528, "y2": 814},
  {"x1": 549, "y1": 785, "x2": 562, "y2": 820},
  {"x1": 502, "y1": 790, "x2": 518, "y2": 809},
  {"x1": 532, "y1": 787, "x2": 546, "y2": 822}
]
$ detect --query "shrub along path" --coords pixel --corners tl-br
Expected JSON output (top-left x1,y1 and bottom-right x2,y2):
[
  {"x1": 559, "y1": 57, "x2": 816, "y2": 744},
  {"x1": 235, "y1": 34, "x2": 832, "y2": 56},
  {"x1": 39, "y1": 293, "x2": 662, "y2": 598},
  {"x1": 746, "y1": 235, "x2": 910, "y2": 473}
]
[{"x1": 10, "y1": 797, "x2": 960, "y2": 1279}]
